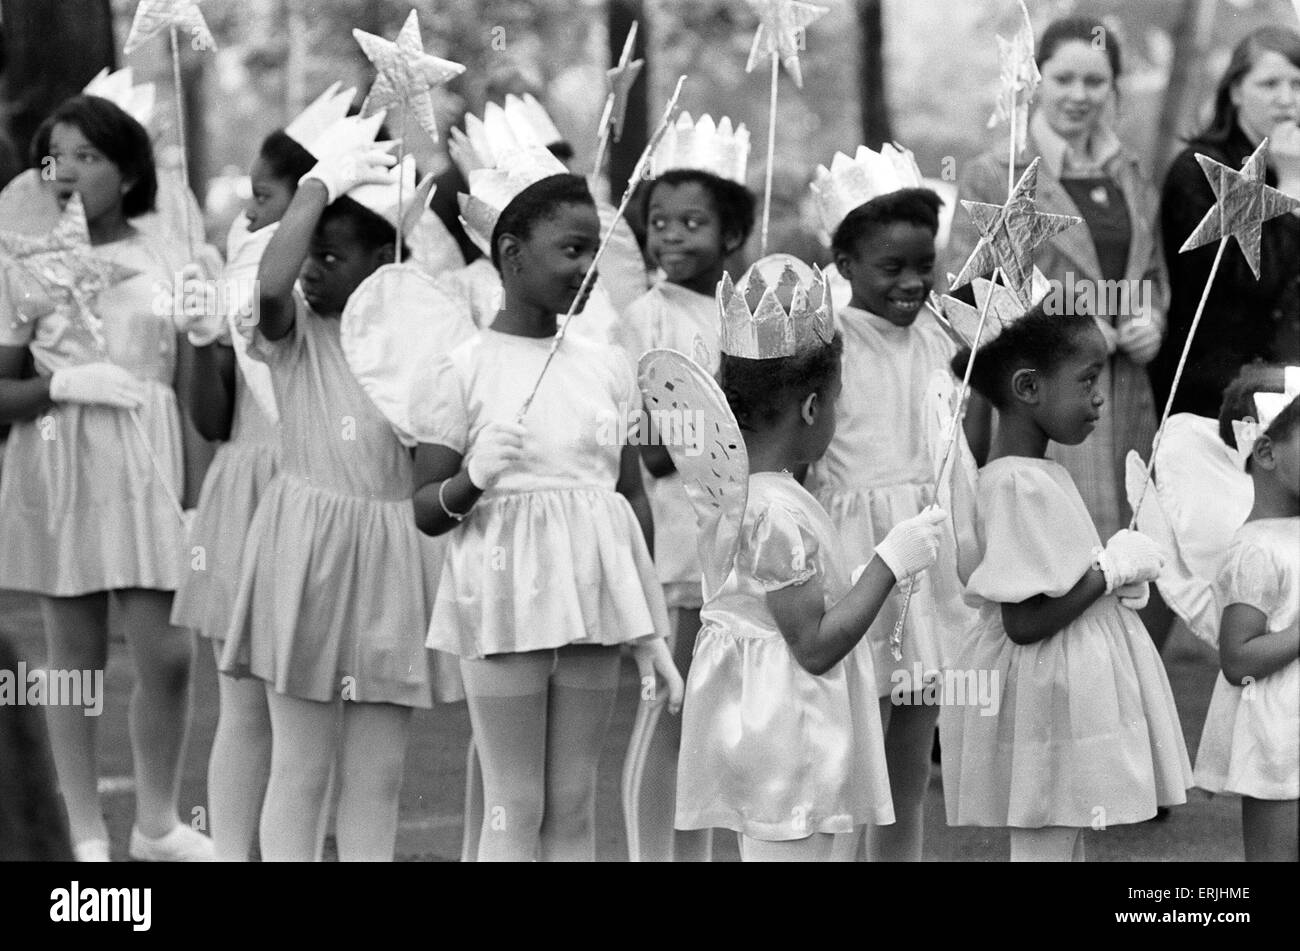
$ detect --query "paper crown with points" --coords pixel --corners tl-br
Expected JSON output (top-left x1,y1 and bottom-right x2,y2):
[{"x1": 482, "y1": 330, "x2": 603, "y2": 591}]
[
  {"x1": 351, "y1": 153, "x2": 436, "y2": 239},
  {"x1": 650, "y1": 112, "x2": 750, "y2": 186},
  {"x1": 83, "y1": 68, "x2": 156, "y2": 129},
  {"x1": 314, "y1": 112, "x2": 434, "y2": 238},
  {"x1": 719, "y1": 253, "x2": 835, "y2": 359},
  {"x1": 810, "y1": 143, "x2": 924, "y2": 241},
  {"x1": 503, "y1": 93, "x2": 564, "y2": 148},
  {"x1": 1232, "y1": 368, "x2": 1300, "y2": 467},
  {"x1": 937, "y1": 266, "x2": 1052, "y2": 350},
  {"x1": 457, "y1": 145, "x2": 568, "y2": 256},
  {"x1": 285, "y1": 82, "x2": 357, "y2": 159}
]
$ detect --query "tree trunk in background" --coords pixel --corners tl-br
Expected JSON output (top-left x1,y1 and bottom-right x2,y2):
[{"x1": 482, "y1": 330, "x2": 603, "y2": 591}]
[
  {"x1": 1153, "y1": 0, "x2": 1212, "y2": 179},
  {"x1": 0, "y1": 0, "x2": 116, "y2": 168},
  {"x1": 607, "y1": 0, "x2": 646, "y2": 202},
  {"x1": 856, "y1": 0, "x2": 891, "y2": 148}
]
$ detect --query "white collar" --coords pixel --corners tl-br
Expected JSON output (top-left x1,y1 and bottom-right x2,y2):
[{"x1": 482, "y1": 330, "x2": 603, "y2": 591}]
[{"x1": 1031, "y1": 109, "x2": 1122, "y2": 178}]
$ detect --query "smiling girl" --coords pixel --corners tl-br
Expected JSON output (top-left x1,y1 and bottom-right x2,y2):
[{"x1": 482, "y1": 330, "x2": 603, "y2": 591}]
[
  {"x1": 805, "y1": 146, "x2": 986, "y2": 861},
  {"x1": 614, "y1": 116, "x2": 755, "y2": 861}
]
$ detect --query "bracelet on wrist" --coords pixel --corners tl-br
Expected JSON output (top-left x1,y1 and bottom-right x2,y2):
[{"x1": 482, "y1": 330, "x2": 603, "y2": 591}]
[{"x1": 438, "y1": 479, "x2": 472, "y2": 522}]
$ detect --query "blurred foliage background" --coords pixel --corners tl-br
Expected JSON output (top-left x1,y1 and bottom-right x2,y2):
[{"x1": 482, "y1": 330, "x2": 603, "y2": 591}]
[{"x1": 1, "y1": 0, "x2": 1296, "y2": 265}]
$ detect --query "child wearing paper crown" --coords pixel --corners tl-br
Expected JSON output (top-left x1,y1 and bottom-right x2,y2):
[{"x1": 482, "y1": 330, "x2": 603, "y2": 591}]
[
  {"x1": 939, "y1": 298, "x2": 1191, "y2": 862},
  {"x1": 218, "y1": 113, "x2": 437, "y2": 861},
  {"x1": 803, "y1": 143, "x2": 987, "y2": 861},
  {"x1": 434, "y1": 94, "x2": 637, "y2": 344},
  {"x1": 1195, "y1": 366, "x2": 1300, "y2": 862},
  {"x1": 659, "y1": 255, "x2": 948, "y2": 861},
  {"x1": 614, "y1": 112, "x2": 756, "y2": 862},
  {"x1": 170, "y1": 84, "x2": 351, "y2": 861},
  {"x1": 0, "y1": 93, "x2": 214, "y2": 863},
  {"x1": 409, "y1": 148, "x2": 681, "y2": 862}
]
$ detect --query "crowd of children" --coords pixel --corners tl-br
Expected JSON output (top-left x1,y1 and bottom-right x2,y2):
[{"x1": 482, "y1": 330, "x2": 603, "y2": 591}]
[{"x1": 0, "y1": 15, "x2": 1296, "y2": 864}]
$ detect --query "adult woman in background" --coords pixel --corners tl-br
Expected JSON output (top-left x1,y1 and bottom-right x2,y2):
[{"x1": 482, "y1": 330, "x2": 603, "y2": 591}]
[
  {"x1": 1156, "y1": 26, "x2": 1300, "y2": 417},
  {"x1": 949, "y1": 16, "x2": 1168, "y2": 542}
]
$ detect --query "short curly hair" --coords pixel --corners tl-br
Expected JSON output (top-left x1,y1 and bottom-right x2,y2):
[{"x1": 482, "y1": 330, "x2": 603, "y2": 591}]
[
  {"x1": 950, "y1": 303, "x2": 1096, "y2": 410},
  {"x1": 719, "y1": 333, "x2": 844, "y2": 431}
]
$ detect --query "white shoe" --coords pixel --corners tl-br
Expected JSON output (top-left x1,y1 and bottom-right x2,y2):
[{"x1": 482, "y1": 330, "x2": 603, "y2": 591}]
[
  {"x1": 73, "y1": 839, "x2": 111, "y2": 862},
  {"x1": 129, "y1": 824, "x2": 215, "y2": 862}
]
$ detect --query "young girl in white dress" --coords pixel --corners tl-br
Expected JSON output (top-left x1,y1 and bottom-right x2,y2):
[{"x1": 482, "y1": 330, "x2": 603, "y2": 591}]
[
  {"x1": 0, "y1": 95, "x2": 211, "y2": 861},
  {"x1": 805, "y1": 146, "x2": 986, "y2": 861},
  {"x1": 653, "y1": 257, "x2": 948, "y2": 861},
  {"x1": 410, "y1": 164, "x2": 681, "y2": 862},
  {"x1": 170, "y1": 123, "x2": 322, "y2": 860},
  {"x1": 1196, "y1": 372, "x2": 1299, "y2": 861},
  {"x1": 615, "y1": 115, "x2": 755, "y2": 861},
  {"x1": 219, "y1": 122, "x2": 435, "y2": 861},
  {"x1": 939, "y1": 302, "x2": 1192, "y2": 861}
]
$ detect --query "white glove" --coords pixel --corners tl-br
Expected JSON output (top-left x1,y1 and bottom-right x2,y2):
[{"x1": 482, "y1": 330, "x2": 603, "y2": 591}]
[
  {"x1": 874, "y1": 506, "x2": 948, "y2": 582},
  {"x1": 1115, "y1": 580, "x2": 1150, "y2": 610},
  {"x1": 1092, "y1": 317, "x2": 1119, "y2": 355},
  {"x1": 167, "y1": 263, "x2": 229, "y2": 346},
  {"x1": 299, "y1": 147, "x2": 396, "y2": 204},
  {"x1": 1117, "y1": 318, "x2": 1161, "y2": 365},
  {"x1": 1094, "y1": 529, "x2": 1164, "y2": 594},
  {"x1": 465, "y1": 421, "x2": 527, "y2": 490},
  {"x1": 49, "y1": 363, "x2": 145, "y2": 410}
]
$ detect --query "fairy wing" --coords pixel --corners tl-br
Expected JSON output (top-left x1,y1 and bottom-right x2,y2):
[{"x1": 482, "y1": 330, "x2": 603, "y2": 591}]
[
  {"x1": 1124, "y1": 414, "x2": 1253, "y2": 648},
  {"x1": 637, "y1": 348, "x2": 748, "y2": 597},
  {"x1": 341, "y1": 261, "x2": 477, "y2": 447}
]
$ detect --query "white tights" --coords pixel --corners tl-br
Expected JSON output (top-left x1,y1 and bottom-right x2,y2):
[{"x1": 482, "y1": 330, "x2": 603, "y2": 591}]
[
  {"x1": 206, "y1": 642, "x2": 271, "y2": 860},
  {"x1": 462, "y1": 644, "x2": 621, "y2": 862},
  {"x1": 1009, "y1": 826, "x2": 1086, "y2": 862},
  {"x1": 259, "y1": 689, "x2": 410, "y2": 861}
]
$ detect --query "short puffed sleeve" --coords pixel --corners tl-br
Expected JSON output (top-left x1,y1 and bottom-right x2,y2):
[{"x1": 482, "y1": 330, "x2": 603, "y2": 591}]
[
  {"x1": 408, "y1": 352, "x2": 469, "y2": 453},
  {"x1": 247, "y1": 289, "x2": 311, "y2": 365},
  {"x1": 1217, "y1": 537, "x2": 1282, "y2": 620},
  {"x1": 750, "y1": 502, "x2": 824, "y2": 592},
  {"x1": 966, "y1": 462, "x2": 1095, "y2": 603}
]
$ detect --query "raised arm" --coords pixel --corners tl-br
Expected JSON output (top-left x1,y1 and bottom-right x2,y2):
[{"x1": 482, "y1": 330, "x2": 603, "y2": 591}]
[{"x1": 256, "y1": 180, "x2": 328, "y2": 342}]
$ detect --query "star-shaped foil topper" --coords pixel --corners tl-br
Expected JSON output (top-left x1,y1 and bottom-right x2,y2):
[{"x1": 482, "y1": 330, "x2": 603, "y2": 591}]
[
  {"x1": 937, "y1": 266, "x2": 1052, "y2": 350},
  {"x1": 353, "y1": 10, "x2": 466, "y2": 143},
  {"x1": 986, "y1": 0, "x2": 1040, "y2": 152},
  {"x1": 951, "y1": 158, "x2": 1082, "y2": 309},
  {"x1": 605, "y1": 21, "x2": 645, "y2": 142},
  {"x1": 0, "y1": 194, "x2": 139, "y2": 344},
  {"x1": 744, "y1": 0, "x2": 831, "y2": 89},
  {"x1": 123, "y1": 0, "x2": 215, "y2": 55},
  {"x1": 1179, "y1": 137, "x2": 1300, "y2": 279}
]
